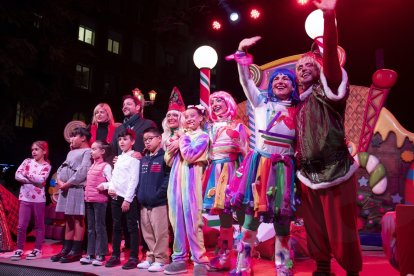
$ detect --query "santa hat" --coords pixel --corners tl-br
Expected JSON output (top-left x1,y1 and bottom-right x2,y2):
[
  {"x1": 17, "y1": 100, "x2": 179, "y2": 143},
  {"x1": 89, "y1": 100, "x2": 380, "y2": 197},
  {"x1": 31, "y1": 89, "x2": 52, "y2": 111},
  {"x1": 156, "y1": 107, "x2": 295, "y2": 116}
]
[{"x1": 168, "y1": 86, "x2": 185, "y2": 112}]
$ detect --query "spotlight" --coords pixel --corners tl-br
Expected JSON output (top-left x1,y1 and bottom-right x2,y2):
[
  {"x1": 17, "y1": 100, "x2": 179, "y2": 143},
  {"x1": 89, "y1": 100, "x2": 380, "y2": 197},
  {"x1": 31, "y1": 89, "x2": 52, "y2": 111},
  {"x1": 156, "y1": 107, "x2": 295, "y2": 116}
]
[
  {"x1": 212, "y1": 20, "x2": 221, "y2": 30},
  {"x1": 298, "y1": 0, "x2": 309, "y2": 5},
  {"x1": 230, "y1": 12, "x2": 239, "y2": 22},
  {"x1": 250, "y1": 9, "x2": 260, "y2": 20}
]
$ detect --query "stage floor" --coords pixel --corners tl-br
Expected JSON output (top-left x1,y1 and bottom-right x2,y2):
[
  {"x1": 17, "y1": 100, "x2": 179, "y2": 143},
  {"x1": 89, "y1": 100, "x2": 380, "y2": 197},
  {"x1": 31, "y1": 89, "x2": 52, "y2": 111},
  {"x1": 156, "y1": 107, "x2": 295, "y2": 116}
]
[{"x1": 0, "y1": 239, "x2": 399, "y2": 275}]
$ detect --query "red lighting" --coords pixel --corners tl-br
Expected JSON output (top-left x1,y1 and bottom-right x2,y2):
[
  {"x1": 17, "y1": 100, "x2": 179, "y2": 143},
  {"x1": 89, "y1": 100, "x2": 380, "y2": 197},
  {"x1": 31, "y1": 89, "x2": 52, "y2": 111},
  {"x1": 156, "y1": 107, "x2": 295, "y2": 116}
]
[
  {"x1": 250, "y1": 9, "x2": 260, "y2": 19},
  {"x1": 212, "y1": 20, "x2": 221, "y2": 30},
  {"x1": 298, "y1": 0, "x2": 309, "y2": 5}
]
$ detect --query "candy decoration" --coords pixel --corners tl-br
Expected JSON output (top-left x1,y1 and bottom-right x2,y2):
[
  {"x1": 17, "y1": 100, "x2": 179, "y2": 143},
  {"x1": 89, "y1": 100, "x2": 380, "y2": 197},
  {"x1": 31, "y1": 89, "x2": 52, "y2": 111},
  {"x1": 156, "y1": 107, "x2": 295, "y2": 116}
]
[
  {"x1": 63, "y1": 120, "x2": 87, "y2": 142},
  {"x1": 354, "y1": 152, "x2": 387, "y2": 194}
]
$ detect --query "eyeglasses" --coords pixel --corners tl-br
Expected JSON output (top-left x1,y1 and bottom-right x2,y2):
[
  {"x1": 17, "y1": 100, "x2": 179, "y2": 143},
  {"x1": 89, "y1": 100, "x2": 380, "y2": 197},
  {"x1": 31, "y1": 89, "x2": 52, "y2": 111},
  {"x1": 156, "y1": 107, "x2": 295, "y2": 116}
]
[{"x1": 143, "y1": 136, "x2": 159, "y2": 143}]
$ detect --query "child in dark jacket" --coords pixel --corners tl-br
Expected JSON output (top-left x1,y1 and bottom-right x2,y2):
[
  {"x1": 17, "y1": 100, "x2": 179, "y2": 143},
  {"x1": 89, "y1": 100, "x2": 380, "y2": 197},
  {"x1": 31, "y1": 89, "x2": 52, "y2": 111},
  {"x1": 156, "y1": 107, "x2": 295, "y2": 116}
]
[{"x1": 136, "y1": 127, "x2": 170, "y2": 272}]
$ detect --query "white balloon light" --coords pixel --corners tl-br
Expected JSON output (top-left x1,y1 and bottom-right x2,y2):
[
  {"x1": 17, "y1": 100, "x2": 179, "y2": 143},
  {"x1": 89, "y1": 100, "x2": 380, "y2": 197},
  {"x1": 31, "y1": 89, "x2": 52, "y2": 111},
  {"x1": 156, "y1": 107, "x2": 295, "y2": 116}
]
[
  {"x1": 230, "y1": 12, "x2": 239, "y2": 22},
  {"x1": 305, "y1": 9, "x2": 324, "y2": 39},
  {"x1": 193, "y1": 46, "x2": 218, "y2": 69}
]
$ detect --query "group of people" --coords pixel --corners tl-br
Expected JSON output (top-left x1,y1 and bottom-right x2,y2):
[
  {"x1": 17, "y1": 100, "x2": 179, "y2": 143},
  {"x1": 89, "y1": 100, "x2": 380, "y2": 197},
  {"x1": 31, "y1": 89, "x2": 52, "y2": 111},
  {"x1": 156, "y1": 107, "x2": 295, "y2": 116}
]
[{"x1": 10, "y1": 0, "x2": 363, "y2": 275}]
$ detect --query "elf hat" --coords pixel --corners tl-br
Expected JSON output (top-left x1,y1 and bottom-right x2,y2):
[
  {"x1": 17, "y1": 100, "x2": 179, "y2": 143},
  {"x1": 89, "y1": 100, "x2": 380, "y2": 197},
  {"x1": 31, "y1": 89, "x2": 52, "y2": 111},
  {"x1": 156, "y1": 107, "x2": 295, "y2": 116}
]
[{"x1": 168, "y1": 86, "x2": 185, "y2": 112}]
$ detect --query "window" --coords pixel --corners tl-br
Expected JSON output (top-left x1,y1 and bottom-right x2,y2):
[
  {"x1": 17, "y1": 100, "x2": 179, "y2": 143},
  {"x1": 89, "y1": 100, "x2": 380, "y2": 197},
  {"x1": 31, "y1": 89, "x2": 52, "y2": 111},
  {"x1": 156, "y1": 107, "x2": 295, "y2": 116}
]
[
  {"x1": 15, "y1": 102, "x2": 33, "y2": 128},
  {"x1": 78, "y1": 25, "x2": 95, "y2": 45},
  {"x1": 107, "y1": 38, "x2": 120, "y2": 54},
  {"x1": 75, "y1": 64, "x2": 91, "y2": 90}
]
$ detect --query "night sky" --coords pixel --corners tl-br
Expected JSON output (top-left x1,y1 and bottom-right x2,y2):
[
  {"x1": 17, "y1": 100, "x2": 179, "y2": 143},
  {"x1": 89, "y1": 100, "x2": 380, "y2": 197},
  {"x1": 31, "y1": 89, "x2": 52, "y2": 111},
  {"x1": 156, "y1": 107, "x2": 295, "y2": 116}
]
[{"x1": 201, "y1": 0, "x2": 414, "y2": 131}]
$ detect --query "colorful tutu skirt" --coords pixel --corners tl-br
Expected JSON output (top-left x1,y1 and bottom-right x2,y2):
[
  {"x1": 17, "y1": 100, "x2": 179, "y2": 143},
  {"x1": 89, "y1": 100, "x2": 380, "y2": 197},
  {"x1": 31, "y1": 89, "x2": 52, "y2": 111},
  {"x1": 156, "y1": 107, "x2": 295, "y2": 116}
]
[
  {"x1": 203, "y1": 157, "x2": 239, "y2": 214},
  {"x1": 230, "y1": 149, "x2": 296, "y2": 220}
]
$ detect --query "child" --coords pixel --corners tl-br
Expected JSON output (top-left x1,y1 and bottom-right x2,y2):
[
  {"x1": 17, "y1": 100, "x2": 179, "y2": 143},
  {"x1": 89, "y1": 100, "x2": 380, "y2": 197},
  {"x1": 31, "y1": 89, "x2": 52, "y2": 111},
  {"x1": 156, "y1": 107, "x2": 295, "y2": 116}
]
[
  {"x1": 101, "y1": 129, "x2": 140, "y2": 270},
  {"x1": 164, "y1": 105, "x2": 209, "y2": 275},
  {"x1": 51, "y1": 127, "x2": 92, "y2": 263},
  {"x1": 203, "y1": 91, "x2": 249, "y2": 272},
  {"x1": 80, "y1": 140, "x2": 113, "y2": 266},
  {"x1": 136, "y1": 127, "x2": 170, "y2": 272},
  {"x1": 162, "y1": 87, "x2": 185, "y2": 161},
  {"x1": 11, "y1": 141, "x2": 51, "y2": 260}
]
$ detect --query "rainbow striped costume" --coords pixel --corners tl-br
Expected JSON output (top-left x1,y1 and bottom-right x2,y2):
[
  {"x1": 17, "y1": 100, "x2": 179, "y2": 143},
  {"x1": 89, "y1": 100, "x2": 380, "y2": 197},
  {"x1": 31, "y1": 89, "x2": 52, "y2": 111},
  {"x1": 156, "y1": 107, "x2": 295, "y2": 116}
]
[
  {"x1": 165, "y1": 128, "x2": 209, "y2": 264},
  {"x1": 232, "y1": 63, "x2": 296, "y2": 220},
  {"x1": 203, "y1": 121, "x2": 248, "y2": 214}
]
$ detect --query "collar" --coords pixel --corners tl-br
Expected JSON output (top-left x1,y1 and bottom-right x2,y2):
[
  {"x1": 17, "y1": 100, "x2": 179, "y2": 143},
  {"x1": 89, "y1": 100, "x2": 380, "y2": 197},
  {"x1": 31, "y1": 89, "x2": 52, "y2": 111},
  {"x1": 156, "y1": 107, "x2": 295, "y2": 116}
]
[
  {"x1": 123, "y1": 113, "x2": 141, "y2": 126},
  {"x1": 121, "y1": 150, "x2": 135, "y2": 157}
]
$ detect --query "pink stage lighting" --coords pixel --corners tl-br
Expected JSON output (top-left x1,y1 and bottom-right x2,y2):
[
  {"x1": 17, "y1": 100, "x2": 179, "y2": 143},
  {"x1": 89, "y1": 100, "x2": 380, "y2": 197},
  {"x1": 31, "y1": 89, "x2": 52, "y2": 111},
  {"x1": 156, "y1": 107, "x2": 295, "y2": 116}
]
[
  {"x1": 250, "y1": 9, "x2": 260, "y2": 20},
  {"x1": 298, "y1": 0, "x2": 309, "y2": 5},
  {"x1": 212, "y1": 20, "x2": 221, "y2": 30}
]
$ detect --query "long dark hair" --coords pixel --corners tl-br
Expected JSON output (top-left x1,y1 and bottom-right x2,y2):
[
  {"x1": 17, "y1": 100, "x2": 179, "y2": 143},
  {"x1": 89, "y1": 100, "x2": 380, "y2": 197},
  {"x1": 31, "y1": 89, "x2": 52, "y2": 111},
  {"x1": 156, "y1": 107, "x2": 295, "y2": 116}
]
[{"x1": 92, "y1": 140, "x2": 114, "y2": 167}]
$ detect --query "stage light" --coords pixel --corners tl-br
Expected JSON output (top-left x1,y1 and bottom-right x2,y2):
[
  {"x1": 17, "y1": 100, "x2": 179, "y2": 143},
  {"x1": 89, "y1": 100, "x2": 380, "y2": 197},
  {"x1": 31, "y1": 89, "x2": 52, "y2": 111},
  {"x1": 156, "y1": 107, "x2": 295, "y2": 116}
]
[
  {"x1": 305, "y1": 9, "x2": 324, "y2": 39},
  {"x1": 298, "y1": 0, "x2": 309, "y2": 5},
  {"x1": 230, "y1": 12, "x2": 239, "y2": 22},
  {"x1": 250, "y1": 9, "x2": 260, "y2": 20},
  {"x1": 212, "y1": 20, "x2": 221, "y2": 30}
]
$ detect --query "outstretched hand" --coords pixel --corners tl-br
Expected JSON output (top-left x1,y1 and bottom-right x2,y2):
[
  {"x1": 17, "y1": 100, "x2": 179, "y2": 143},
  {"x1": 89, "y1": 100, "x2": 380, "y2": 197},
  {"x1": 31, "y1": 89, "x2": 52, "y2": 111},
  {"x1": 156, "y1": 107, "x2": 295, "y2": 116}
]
[
  {"x1": 238, "y1": 36, "x2": 262, "y2": 51},
  {"x1": 313, "y1": 0, "x2": 337, "y2": 11}
]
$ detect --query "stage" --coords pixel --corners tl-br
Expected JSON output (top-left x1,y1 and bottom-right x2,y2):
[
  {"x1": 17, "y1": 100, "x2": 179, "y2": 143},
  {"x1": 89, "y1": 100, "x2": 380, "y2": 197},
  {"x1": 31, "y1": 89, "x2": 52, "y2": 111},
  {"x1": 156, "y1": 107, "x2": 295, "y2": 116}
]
[{"x1": 0, "y1": 239, "x2": 399, "y2": 276}]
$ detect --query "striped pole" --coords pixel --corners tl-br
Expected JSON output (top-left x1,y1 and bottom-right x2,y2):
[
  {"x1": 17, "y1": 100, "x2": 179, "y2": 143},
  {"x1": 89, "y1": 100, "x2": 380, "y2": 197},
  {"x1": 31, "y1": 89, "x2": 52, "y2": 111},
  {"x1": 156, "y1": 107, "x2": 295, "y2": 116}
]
[{"x1": 200, "y1": 67, "x2": 211, "y2": 109}]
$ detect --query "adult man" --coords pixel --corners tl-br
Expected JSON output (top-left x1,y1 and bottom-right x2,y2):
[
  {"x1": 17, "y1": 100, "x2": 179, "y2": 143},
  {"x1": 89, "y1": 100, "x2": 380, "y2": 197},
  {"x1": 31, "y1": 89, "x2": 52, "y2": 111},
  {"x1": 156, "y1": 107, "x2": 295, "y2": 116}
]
[
  {"x1": 295, "y1": 0, "x2": 362, "y2": 275},
  {"x1": 112, "y1": 95, "x2": 157, "y2": 155},
  {"x1": 111, "y1": 94, "x2": 156, "y2": 253}
]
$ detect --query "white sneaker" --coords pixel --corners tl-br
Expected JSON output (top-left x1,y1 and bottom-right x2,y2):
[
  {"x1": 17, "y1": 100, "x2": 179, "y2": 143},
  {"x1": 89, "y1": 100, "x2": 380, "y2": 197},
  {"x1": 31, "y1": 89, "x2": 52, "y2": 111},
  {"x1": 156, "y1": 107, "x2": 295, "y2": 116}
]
[
  {"x1": 137, "y1": 260, "x2": 152, "y2": 269},
  {"x1": 10, "y1": 249, "x2": 24, "y2": 261},
  {"x1": 80, "y1": 255, "x2": 94, "y2": 264},
  {"x1": 26, "y1": 249, "x2": 42, "y2": 260},
  {"x1": 148, "y1": 262, "x2": 165, "y2": 272}
]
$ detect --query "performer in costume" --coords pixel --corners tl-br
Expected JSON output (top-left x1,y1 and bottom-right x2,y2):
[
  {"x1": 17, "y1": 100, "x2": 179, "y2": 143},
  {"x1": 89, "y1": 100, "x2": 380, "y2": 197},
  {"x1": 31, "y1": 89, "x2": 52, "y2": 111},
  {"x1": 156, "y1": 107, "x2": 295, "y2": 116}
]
[
  {"x1": 164, "y1": 105, "x2": 210, "y2": 275},
  {"x1": 227, "y1": 37, "x2": 299, "y2": 275},
  {"x1": 203, "y1": 91, "x2": 249, "y2": 272},
  {"x1": 294, "y1": 0, "x2": 362, "y2": 275},
  {"x1": 162, "y1": 87, "x2": 185, "y2": 161}
]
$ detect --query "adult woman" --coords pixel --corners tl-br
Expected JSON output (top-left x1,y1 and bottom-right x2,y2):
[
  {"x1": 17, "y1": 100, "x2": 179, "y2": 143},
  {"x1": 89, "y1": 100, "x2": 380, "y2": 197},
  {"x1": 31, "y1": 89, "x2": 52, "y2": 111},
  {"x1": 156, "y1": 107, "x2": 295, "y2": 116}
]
[{"x1": 89, "y1": 103, "x2": 117, "y2": 144}]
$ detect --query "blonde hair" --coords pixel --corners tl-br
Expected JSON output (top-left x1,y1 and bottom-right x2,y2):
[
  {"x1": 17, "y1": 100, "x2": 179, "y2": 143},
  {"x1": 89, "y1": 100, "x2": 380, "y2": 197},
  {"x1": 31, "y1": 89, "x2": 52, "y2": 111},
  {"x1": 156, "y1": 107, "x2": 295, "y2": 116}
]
[
  {"x1": 161, "y1": 110, "x2": 184, "y2": 146},
  {"x1": 91, "y1": 103, "x2": 115, "y2": 126}
]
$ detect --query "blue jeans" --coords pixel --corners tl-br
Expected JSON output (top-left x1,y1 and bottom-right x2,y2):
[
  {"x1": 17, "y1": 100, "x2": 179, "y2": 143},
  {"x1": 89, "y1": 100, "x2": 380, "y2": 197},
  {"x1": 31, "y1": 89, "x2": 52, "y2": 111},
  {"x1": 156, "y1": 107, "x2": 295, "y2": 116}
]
[{"x1": 86, "y1": 202, "x2": 108, "y2": 256}]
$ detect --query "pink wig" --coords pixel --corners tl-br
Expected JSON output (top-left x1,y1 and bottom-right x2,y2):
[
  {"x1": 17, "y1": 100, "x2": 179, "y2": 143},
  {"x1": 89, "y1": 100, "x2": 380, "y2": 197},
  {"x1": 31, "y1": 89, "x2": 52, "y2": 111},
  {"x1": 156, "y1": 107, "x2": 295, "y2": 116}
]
[{"x1": 209, "y1": 91, "x2": 237, "y2": 122}]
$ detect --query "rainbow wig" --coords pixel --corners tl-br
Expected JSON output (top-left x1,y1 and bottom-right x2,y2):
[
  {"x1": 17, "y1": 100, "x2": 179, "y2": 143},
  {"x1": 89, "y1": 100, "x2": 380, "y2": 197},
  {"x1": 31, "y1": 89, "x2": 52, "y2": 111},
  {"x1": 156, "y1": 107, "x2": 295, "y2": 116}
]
[
  {"x1": 267, "y1": 68, "x2": 299, "y2": 104},
  {"x1": 209, "y1": 91, "x2": 237, "y2": 122}
]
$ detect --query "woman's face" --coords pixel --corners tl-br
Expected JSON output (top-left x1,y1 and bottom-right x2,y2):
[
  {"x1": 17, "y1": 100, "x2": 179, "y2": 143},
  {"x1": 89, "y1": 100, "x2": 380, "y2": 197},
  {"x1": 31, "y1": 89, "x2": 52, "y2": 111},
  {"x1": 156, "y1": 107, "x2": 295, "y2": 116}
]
[
  {"x1": 271, "y1": 73, "x2": 294, "y2": 100},
  {"x1": 184, "y1": 109, "x2": 202, "y2": 130},
  {"x1": 166, "y1": 111, "x2": 180, "y2": 129},
  {"x1": 210, "y1": 97, "x2": 228, "y2": 118},
  {"x1": 95, "y1": 107, "x2": 109, "y2": 123}
]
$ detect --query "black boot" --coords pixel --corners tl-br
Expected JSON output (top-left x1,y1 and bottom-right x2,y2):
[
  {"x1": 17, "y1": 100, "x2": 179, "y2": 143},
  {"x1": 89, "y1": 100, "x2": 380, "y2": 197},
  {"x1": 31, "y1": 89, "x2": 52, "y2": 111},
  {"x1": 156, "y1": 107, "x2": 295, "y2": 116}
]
[
  {"x1": 51, "y1": 240, "x2": 73, "y2": 262},
  {"x1": 60, "y1": 240, "x2": 83, "y2": 263}
]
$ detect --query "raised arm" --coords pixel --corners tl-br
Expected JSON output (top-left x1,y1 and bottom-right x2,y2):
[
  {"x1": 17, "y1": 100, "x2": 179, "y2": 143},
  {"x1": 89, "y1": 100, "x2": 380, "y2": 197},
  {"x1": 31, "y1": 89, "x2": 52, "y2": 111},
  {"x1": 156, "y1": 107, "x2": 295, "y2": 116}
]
[
  {"x1": 237, "y1": 36, "x2": 266, "y2": 107},
  {"x1": 315, "y1": 0, "x2": 342, "y2": 90}
]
